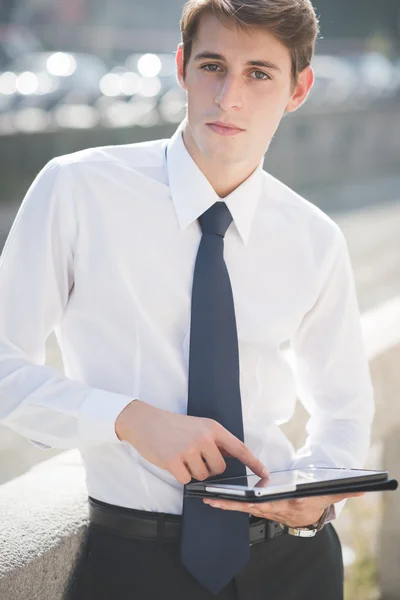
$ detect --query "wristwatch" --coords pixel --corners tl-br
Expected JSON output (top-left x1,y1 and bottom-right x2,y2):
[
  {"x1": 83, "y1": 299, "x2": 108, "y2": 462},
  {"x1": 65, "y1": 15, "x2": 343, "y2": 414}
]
[{"x1": 278, "y1": 504, "x2": 332, "y2": 538}]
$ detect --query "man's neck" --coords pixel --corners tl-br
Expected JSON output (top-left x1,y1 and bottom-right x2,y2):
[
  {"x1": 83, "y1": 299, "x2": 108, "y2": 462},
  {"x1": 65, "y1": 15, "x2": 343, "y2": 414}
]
[{"x1": 181, "y1": 127, "x2": 260, "y2": 199}]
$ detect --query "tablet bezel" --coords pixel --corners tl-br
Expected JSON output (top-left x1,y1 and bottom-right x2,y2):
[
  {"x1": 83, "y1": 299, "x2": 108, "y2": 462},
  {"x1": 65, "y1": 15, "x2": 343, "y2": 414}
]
[{"x1": 185, "y1": 467, "x2": 389, "y2": 500}]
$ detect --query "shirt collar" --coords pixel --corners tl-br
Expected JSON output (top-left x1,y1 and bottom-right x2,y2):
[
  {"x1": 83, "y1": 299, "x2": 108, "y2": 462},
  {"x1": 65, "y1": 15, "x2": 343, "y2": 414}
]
[{"x1": 166, "y1": 119, "x2": 265, "y2": 246}]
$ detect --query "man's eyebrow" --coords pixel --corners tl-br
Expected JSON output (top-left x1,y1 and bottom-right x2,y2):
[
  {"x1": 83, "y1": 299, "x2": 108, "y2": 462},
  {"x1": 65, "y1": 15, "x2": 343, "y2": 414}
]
[{"x1": 193, "y1": 51, "x2": 282, "y2": 72}]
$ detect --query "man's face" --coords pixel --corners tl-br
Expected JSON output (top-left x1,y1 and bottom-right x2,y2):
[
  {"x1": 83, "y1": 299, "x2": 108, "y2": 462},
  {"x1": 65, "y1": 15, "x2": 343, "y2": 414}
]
[{"x1": 176, "y1": 12, "x2": 313, "y2": 169}]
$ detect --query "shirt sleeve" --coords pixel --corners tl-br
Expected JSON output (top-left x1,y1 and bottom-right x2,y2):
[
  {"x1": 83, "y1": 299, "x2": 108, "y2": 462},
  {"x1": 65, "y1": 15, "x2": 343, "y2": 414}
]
[
  {"x1": 0, "y1": 158, "x2": 134, "y2": 449},
  {"x1": 290, "y1": 226, "x2": 375, "y2": 519}
]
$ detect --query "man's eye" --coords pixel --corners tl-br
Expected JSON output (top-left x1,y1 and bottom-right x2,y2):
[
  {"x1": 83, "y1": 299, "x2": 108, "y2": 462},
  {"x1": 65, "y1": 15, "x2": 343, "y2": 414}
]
[
  {"x1": 201, "y1": 64, "x2": 221, "y2": 72},
  {"x1": 200, "y1": 65, "x2": 270, "y2": 80},
  {"x1": 252, "y1": 71, "x2": 270, "y2": 80}
]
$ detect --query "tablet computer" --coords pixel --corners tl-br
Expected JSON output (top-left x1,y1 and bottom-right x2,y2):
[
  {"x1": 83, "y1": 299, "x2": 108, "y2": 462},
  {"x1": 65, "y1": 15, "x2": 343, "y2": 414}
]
[{"x1": 184, "y1": 467, "x2": 398, "y2": 503}]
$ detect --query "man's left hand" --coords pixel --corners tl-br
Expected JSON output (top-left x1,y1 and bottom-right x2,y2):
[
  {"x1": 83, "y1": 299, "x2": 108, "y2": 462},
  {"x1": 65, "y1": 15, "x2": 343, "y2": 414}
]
[{"x1": 203, "y1": 492, "x2": 366, "y2": 528}]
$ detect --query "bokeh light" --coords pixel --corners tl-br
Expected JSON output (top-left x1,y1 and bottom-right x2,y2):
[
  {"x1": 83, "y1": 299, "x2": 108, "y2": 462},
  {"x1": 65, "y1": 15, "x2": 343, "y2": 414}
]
[
  {"x1": 0, "y1": 72, "x2": 17, "y2": 95},
  {"x1": 47, "y1": 53, "x2": 77, "y2": 77},
  {"x1": 139, "y1": 76, "x2": 161, "y2": 97},
  {"x1": 16, "y1": 72, "x2": 38, "y2": 95},
  {"x1": 137, "y1": 54, "x2": 162, "y2": 77}
]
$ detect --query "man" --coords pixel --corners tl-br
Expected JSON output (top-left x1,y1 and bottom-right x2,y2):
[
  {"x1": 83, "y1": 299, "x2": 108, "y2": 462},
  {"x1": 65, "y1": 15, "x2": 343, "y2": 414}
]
[{"x1": 0, "y1": 1, "x2": 374, "y2": 599}]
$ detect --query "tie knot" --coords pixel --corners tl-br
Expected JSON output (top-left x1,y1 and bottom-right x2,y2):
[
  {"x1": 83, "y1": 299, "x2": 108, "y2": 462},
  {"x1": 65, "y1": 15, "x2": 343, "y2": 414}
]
[{"x1": 198, "y1": 202, "x2": 233, "y2": 238}]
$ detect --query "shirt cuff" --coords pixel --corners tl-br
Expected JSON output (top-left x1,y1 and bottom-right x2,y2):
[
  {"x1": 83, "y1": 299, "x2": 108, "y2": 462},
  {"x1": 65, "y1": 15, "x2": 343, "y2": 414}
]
[
  {"x1": 329, "y1": 498, "x2": 347, "y2": 520},
  {"x1": 78, "y1": 389, "x2": 135, "y2": 445},
  {"x1": 322, "y1": 503, "x2": 336, "y2": 525}
]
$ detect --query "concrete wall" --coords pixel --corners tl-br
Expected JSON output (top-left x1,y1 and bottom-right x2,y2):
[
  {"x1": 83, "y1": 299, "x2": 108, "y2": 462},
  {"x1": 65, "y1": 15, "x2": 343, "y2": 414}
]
[
  {"x1": 0, "y1": 450, "x2": 87, "y2": 600},
  {"x1": 0, "y1": 297, "x2": 399, "y2": 599}
]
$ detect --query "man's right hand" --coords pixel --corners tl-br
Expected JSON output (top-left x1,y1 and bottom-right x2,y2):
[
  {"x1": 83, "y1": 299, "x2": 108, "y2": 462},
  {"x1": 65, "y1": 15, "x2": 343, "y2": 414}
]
[{"x1": 115, "y1": 399, "x2": 269, "y2": 485}]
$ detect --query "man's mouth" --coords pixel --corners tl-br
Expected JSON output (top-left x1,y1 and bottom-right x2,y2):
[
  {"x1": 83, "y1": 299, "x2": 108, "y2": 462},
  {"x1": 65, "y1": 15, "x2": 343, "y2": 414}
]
[{"x1": 206, "y1": 121, "x2": 245, "y2": 136}]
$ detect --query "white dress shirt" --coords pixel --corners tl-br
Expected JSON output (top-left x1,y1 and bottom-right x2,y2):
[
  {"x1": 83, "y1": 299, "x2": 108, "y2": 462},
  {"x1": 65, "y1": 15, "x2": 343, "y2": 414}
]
[{"x1": 0, "y1": 119, "x2": 374, "y2": 519}]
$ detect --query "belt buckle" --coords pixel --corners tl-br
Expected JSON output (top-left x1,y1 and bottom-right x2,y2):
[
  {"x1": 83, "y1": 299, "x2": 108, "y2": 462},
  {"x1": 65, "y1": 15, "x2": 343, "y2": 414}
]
[
  {"x1": 249, "y1": 520, "x2": 267, "y2": 546},
  {"x1": 266, "y1": 520, "x2": 282, "y2": 539},
  {"x1": 249, "y1": 519, "x2": 282, "y2": 546}
]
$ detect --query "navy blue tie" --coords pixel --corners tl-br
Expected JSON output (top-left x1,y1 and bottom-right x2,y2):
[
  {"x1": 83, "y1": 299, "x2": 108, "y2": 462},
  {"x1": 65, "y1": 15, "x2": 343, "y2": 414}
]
[{"x1": 180, "y1": 202, "x2": 250, "y2": 595}]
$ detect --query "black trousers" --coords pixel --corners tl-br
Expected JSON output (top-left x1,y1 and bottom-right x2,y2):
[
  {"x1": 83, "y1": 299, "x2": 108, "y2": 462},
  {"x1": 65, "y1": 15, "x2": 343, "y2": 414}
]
[{"x1": 64, "y1": 516, "x2": 344, "y2": 600}]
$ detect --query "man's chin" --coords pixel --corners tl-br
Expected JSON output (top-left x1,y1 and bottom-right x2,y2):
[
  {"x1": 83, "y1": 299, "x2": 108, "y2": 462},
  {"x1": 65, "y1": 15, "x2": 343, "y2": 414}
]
[{"x1": 204, "y1": 151, "x2": 245, "y2": 166}]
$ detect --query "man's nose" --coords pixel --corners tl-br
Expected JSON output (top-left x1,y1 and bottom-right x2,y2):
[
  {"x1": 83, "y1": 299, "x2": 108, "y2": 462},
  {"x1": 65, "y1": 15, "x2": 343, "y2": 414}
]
[{"x1": 214, "y1": 75, "x2": 244, "y2": 110}]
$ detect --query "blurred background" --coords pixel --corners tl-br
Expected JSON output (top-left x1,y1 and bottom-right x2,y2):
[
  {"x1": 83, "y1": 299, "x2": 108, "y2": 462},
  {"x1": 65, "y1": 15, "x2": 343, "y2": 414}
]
[{"x1": 0, "y1": 2, "x2": 399, "y2": 599}]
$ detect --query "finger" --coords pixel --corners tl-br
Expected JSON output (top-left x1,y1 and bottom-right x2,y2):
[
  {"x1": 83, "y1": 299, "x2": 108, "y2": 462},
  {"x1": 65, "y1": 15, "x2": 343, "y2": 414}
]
[
  {"x1": 185, "y1": 453, "x2": 211, "y2": 481},
  {"x1": 215, "y1": 426, "x2": 269, "y2": 479},
  {"x1": 258, "y1": 510, "x2": 285, "y2": 522},
  {"x1": 292, "y1": 497, "x2": 306, "y2": 507},
  {"x1": 324, "y1": 492, "x2": 367, "y2": 504},
  {"x1": 289, "y1": 497, "x2": 322, "y2": 508},
  {"x1": 203, "y1": 498, "x2": 278, "y2": 521},
  {"x1": 168, "y1": 458, "x2": 193, "y2": 485},
  {"x1": 201, "y1": 446, "x2": 227, "y2": 477},
  {"x1": 265, "y1": 499, "x2": 291, "y2": 512},
  {"x1": 203, "y1": 499, "x2": 253, "y2": 512},
  {"x1": 254, "y1": 500, "x2": 303, "y2": 521},
  {"x1": 250, "y1": 508, "x2": 266, "y2": 519},
  {"x1": 287, "y1": 497, "x2": 328, "y2": 515},
  {"x1": 219, "y1": 449, "x2": 234, "y2": 458},
  {"x1": 208, "y1": 499, "x2": 287, "y2": 521},
  {"x1": 205, "y1": 501, "x2": 269, "y2": 521}
]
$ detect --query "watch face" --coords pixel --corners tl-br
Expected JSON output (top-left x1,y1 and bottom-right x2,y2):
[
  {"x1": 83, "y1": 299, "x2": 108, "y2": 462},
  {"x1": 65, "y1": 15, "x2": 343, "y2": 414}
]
[{"x1": 287, "y1": 526, "x2": 318, "y2": 538}]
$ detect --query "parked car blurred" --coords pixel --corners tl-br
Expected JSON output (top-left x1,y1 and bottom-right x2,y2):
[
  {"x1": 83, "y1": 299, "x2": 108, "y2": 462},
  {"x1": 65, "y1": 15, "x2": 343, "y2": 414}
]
[
  {"x1": 308, "y1": 54, "x2": 357, "y2": 109},
  {"x1": 125, "y1": 52, "x2": 177, "y2": 93},
  {"x1": 2, "y1": 51, "x2": 108, "y2": 113},
  {"x1": 2, "y1": 46, "x2": 397, "y2": 134},
  {"x1": 99, "y1": 65, "x2": 142, "y2": 99},
  {"x1": 124, "y1": 52, "x2": 176, "y2": 78},
  {"x1": 339, "y1": 52, "x2": 400, "y2": 102},
  {"x1": 0, "y1": 25, "x2": 43, "y2": 70},
  {"x1": 96, "y1": 52, "x2": 183, "y2": 125},
  {"x1": 308, "y1": 51, "x2": 400, "y2": 110}
]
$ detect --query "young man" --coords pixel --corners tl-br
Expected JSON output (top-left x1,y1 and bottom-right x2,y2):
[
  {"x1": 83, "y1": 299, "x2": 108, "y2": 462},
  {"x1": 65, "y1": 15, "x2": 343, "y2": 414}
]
[{"x1": 0, "y1": 1, "x2": 374, "y2": 599}]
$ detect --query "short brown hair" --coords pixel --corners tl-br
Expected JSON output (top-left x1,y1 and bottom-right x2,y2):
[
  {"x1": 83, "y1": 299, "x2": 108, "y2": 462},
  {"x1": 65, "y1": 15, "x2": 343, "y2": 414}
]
[{"x1": 180, "y1": 0, "x2": 320, "y2": 88}]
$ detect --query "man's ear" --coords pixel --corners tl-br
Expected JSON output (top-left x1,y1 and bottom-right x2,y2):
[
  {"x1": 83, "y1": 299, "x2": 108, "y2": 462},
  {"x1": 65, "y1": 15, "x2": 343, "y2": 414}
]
[
  {"x1": 176, "y1": 43, "x2": 187, "y2": 91},
  {"x1": 285, "y1": 65, "x2": 314, "y2": 114}
]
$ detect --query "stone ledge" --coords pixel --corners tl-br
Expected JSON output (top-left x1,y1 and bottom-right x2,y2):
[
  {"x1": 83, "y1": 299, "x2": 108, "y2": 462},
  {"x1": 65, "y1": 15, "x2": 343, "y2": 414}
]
[{"x1": 0, "y1": 450, "x2": 87, "y2": 599}]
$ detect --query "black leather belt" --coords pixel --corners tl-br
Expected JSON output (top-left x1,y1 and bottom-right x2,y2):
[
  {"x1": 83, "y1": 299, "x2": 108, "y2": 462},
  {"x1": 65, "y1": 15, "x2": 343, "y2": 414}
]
[{"x1": 88, "y1": 496, "x2": 285, "y2": 546}]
